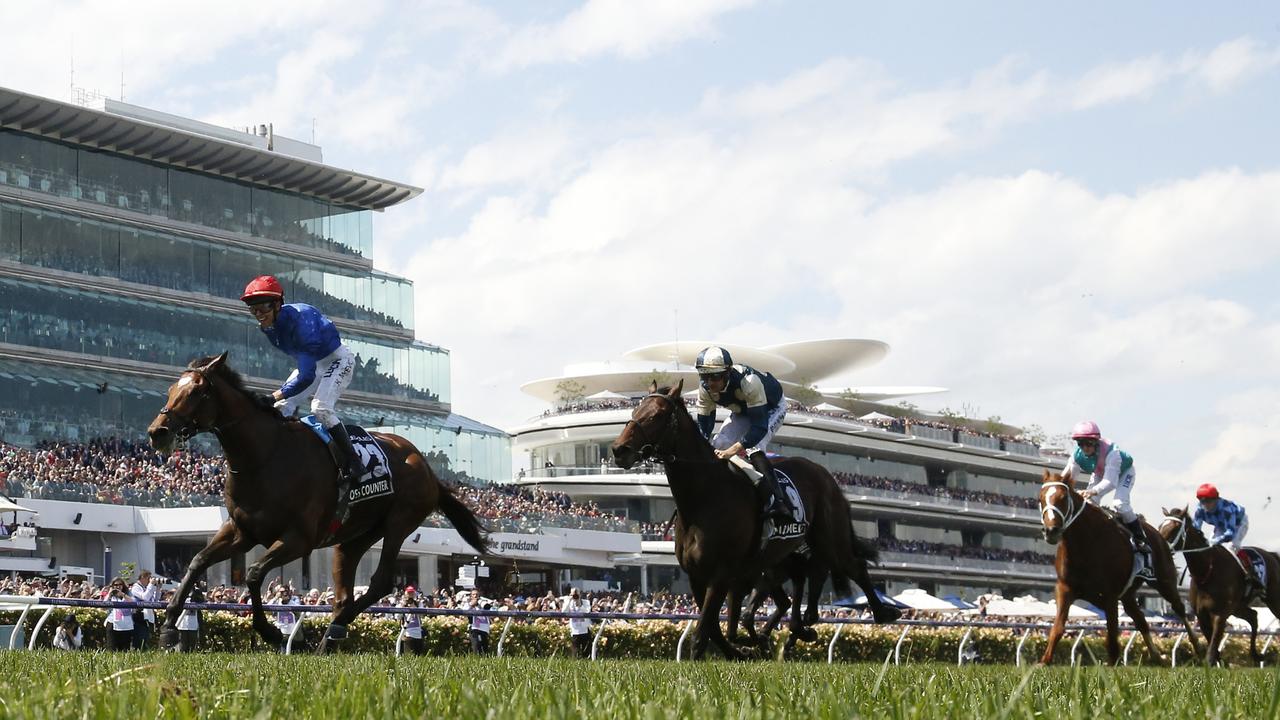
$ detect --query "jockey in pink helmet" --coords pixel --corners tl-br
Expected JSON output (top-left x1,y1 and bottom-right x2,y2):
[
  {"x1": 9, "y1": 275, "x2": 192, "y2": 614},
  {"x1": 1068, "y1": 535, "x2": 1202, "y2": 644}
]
[{"x1": 1061, "y1": 421, "x2": 1147, "y2": 552}]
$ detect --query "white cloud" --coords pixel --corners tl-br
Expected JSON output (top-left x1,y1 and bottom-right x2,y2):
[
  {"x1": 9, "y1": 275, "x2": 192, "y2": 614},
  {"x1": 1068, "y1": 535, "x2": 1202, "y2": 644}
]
[
  {"x1": 491, "y1": 0, "x2": 756, "y2": 70},
  {"x1": 1188, "y1": 36, "x2": 1280, "y2": 93},
  {"x1": 1071, "y1": 55, "x2": 1174, "y2": 110}
]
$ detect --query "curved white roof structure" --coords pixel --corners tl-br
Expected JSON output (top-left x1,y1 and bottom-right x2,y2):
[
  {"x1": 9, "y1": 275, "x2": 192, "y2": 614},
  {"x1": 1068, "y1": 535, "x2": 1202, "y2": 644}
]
[{"x1": 520, "y1": 338, "x2": 945, "y2": 404}]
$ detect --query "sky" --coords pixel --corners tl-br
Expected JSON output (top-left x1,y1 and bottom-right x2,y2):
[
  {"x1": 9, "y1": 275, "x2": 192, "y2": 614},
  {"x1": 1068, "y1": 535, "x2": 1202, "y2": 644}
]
[{"x1": 2, "y1": 1, "x2": 1280, "y2": 544}]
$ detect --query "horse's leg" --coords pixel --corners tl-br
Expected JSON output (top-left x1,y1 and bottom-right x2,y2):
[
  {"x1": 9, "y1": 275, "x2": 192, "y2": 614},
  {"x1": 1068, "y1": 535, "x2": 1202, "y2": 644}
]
[
  {"x1": 1119, "y1": 594, "x2": 1159, "y2": 665},
  {"x1": 1196, "y1": 607, "x2": 1218, "y2": 666},
  {"x1": 1039, "y1": 585, "x2": 1074, "y2": 665},
  {"x1": 1153, "y1": 562, "x2": 1201, "y2": 658},
  {"x1": 244, "y1": 533, "x2": 311, "y2": 649},
  {"x1": 334, "y1": 528, "x2": 414, "y2": 626},
  {"x1": 844, "y1": 560, "x2": 898, "y2": 624},
  {"x1": 1238, "y1": 606, "x2": 1261, "y2": 664},
  {"x1": 695, "y1": 581, "x2": 743, "y2": 661},
  {"x1": 159, "y1": 521, "x2": 249, "y2": 648},
  {"x1": 805, "y1": 569, "x2": 831, "y2": 627},
  {"x1": 725, "y1": 585, "x2": 744, "y2": 646},
  {"x1": 783, "y1": 574, "x2": 810, "y2": 657},
  {"x1": 1208, "y1": 613, "x2": 1229, "y2": 667},
  {"x1": 318, "y1": 531, "x2": 379, "y2": 653}
]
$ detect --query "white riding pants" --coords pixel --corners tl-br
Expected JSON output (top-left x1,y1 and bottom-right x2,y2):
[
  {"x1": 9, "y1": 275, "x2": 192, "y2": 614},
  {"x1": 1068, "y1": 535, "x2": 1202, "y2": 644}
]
[
  {"x1": 712, "y1": 405, "x2": 787, "y2": 454},
  {"x1": 1087, "y1": 467, "x2": 1136, "y2": 523},
  {"x1": 275, "y1": 344, "x2": 355, "y2": 428},
  {"x1": 1225, "y1": 516, "x2": 1249, "y2": 554}
]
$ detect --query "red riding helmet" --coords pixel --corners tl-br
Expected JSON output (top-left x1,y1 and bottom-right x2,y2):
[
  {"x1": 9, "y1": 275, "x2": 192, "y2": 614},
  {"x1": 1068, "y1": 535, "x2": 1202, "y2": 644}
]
[
  {"x1": 241, "y1": 275, "x2": 284, "y2": 304},
  {"x1": 1195, "y1": 483, "x2": 1219, "y2": 501}
]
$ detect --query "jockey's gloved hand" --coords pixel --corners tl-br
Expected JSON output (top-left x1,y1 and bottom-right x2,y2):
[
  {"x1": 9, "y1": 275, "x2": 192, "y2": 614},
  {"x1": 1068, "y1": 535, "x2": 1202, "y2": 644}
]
[{"x1": 254, "y1": 393, "x2": 279, "y2": 411}]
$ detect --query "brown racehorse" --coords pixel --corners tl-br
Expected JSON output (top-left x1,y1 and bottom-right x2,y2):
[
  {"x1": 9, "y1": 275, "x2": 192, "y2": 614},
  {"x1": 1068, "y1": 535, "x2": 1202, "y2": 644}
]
[
  {"x1": 611, "y1": 382, "x2": 897, "y2": 660},
  {"x1": 1037, "y1": 470, "x2": 1200, "y2": 665},
  {"x1": 146, "y1": 353, "x2": 489, "y2": 651},
  {"x1": 1158, "y1": 507, "x2": 1280, "y2": 665}
]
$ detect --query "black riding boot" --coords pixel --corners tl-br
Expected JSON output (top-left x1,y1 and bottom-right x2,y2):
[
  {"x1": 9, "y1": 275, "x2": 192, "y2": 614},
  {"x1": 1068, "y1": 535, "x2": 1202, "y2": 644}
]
[
  {"x1": 327, "y1": 422, "x2": 363, "y2": 517},
  {"x1": 749, "y1": 451, "x2": 792, "y2": 522},
  {"x1": 1125, "y1": 519, "x2": 1149, "y2": 552}
]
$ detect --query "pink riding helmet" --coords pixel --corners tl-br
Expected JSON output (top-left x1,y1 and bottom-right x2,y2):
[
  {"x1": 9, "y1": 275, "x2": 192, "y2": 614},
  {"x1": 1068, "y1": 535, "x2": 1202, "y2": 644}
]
[{"x1": 1070, "y1": 420, "x2": 1101, "y2": 440}]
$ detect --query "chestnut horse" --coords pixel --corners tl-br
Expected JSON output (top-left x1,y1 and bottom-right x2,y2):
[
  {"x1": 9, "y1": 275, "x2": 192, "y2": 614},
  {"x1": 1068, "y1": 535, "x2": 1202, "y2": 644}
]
[
  {"x1": 1159, "y1": 507, "x2": 1280, "y2": 665},
  {"x1": 146, "y1": 353, "x2": 489, "y2": 651},
  {"x1": 1038, "y1": 471, "x2": 1199, "y2": 664},
  {"x1": 611, "y1": 382, "x2": 897, "y2": 660}
]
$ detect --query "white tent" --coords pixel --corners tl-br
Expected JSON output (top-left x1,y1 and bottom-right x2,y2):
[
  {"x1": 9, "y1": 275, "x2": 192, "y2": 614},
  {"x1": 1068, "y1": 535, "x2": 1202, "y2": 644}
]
[
  {"x1": 586, "y1": 390, "x2": 629, "y2": 400},
  {"x1": 892, "y1": 588, "x2": 966, "y2": 613},
  {"x1": 859, "y1": 411, "x2": 896, "y2": 422},
  {"x1": 811, "y1": 402, "x2": 846, "y2": 412},
  {"x1": 0, "y1": 497, "x2": 33, "y2": 513}
]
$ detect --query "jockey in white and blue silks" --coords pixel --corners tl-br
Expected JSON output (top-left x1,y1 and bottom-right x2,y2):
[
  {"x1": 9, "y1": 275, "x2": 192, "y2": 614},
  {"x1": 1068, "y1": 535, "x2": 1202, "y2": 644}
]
[
  {"x1": 1193, "y1": 483, "x2": 1262, "y2": 593},
  {"x1": 693, "y1": 346, "x2": 791, "y2": 521},
  {"x1": 240, "y1": 275, "x2": 362, "y2": 487},
  {"x1": 1061, "y1": 420, "x2": 1148, "y2": 551}
]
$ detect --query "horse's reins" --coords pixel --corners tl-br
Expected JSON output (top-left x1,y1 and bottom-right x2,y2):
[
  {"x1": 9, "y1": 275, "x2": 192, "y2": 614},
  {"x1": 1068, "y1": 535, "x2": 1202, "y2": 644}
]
[
  {"x1": 1039, "y1": 481, "x2": 1088, "y2": 532},
  {"x1": 1162, "y1": 513, "x2": 1219, "y2": 586},
  {"x1": 158, "y1": 369, "x2": 252, "y2": 442}
]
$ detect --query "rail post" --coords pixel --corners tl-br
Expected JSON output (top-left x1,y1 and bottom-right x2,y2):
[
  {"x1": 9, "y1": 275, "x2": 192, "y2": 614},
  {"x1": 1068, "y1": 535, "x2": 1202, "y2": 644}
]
[
  {"x1": 1260, "y1": 619, "x2": 1278, "y2": 665},
  {"x1": 1015, "y1": 628, "x2": 1033, "y2": 667},
  {"x1": 283, "y1": 616, "x2": 304, "y2": 655},
  {"x1": 1070, "y1": 629, "x2": 1088, "y2": 666},
  {"x1": 826, "y1": 623, "x2": 845, "y2": 664},
  {"x1": 893, "y1": 625, "x2": 912, "y2": 665},
  {"x1": 9, "y1": 603, "x2": 33, "y2": 649},
  {"x1": 956, "y1": 627, "x2": 974, "y2": 666},
  {"x1": 26, "y1": 606, "x2": 55, "y2": 650},
  {"x1": 495, "y1": 618, "x2": 514, "y2": 657},
  {"x1": 675, "y1": 620, "x2": 694, "y2": 662},
  {"x1": 590, "y1": 593, "x2": 631, "y2": 661},
  {"x1": 1122, "y1": 629, "x2": 1139, "y2": 666},
  {"x1": 1170, "y1": 633, "x2": 1186, "y2": 667}
]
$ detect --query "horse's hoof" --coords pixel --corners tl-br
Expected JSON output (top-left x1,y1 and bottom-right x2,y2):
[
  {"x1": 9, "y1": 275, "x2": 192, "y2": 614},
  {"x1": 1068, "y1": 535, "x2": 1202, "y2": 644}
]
[
  {"x1": 873, "y1": 606, "x2": 903, "y2": 624},
  {"x1": 794, "y1": 627, "x2": 818, "y2": 643},
  {"x1": 158, "y1": 628, "x2": 179, "y2": 649}
]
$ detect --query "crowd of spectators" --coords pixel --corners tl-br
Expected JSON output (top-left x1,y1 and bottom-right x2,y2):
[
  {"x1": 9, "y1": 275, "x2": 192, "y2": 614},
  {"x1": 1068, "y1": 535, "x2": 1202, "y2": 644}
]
[
  {"x1": 877, "y1": 537, "x2": 1056, "y2": 566},
  {"x1": 833, "y1": 472, "x2": 1039, "y2": 510}
]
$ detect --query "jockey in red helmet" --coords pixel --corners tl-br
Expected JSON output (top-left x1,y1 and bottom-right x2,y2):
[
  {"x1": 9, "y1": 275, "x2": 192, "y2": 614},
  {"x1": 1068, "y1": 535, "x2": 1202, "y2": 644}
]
[
  {"x1": 1192, "y1": 483, "x2": 1261, "y2": 595},
  {"x1": 240, "y1": 275, "x2": 364, "y2": 493},
  {"x1": 1061, "y1": 420, "x2": 1147, "y2": 552}
]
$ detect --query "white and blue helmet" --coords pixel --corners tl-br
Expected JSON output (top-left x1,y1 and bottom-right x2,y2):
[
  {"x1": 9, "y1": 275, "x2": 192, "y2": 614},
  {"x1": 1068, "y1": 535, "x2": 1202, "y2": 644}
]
[{"x1": 695, "y1": 346, "x2": 733, "y2": 376}]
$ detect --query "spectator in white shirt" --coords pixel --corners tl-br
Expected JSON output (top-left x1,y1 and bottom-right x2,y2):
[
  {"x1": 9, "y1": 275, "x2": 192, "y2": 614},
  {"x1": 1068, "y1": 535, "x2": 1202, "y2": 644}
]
[
  {"x1": 103, "y1": 578, "x2": 134, "y2": 651},
  {"x1": 464, "y1": 589, "x2": 491, "y2": 654},
  {"x1": 52, "y1": 615, "x2": 82, "y2": 650},
  {"x1": 399, "y1": 586, "x2": 425, "y2": 655},
  {"x1": 176, "y1": 584, "x2": 203, "y2": 652},
  {"x1": 562, "y1": 587, "x2": 592, "y2": 658},
  {"x1": 129, "y1": 570, "x2": 158, "y2": 649}
]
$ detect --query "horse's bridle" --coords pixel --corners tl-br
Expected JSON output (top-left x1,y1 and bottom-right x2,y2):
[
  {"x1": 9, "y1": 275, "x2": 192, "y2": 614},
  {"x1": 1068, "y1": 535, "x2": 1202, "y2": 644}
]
[
  {"x1": 1162, "y1": 513, "x2": 1213, "y2": 554},
  {"x1": 623, "y1": 393, "x2": 680, "y2": 462},
  {"x1": 1039, "y1": 481, "x2": 1087, "y2": 533},
  {"x1": 158, "y1": 369, "x2": 248, "y2": 441}
]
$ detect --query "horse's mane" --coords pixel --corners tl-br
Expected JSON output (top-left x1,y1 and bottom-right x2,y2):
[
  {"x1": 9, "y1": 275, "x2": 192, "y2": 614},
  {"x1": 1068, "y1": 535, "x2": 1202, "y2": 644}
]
[{"x1": 188, "y1": 355, "x2": 280, "y2": 418}]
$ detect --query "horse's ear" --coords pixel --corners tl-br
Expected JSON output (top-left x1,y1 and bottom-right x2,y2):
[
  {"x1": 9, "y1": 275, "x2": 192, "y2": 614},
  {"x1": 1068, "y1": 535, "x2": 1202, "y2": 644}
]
[
  {"x1": 1161, "y1": 506, "x2": 1170, "y2": 516},
  {"x1": 648, "y1": 380, "x2": 658, "y2": 394},
  {"x1": 1042, "y1": 469, "x2": 1052, "y2": 482},
  {"x1": 204, "y1": 351, "x2": 229, "y2": 371},
  {"x1": 671, "y1": 379, "x2": 684, "y2": 397}
]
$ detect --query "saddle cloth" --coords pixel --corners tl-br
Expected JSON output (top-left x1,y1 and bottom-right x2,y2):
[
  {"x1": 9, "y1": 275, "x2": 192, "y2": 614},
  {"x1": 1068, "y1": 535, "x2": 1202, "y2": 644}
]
[
  {"x1": 1097, "y1": 507, "x2": 1155, "y2": 584},
  {"x1": 300, "y1": 416, "x2": 394, "y2": 506},
  {"x1": 1244, "y1": 548, "x2": 1268, "y2": 590}
]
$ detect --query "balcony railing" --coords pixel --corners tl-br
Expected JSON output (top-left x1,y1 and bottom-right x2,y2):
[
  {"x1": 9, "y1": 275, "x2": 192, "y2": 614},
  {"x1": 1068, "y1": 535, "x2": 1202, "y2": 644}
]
[
  {"x1": 878, "y1": 551, "x2": 1054, "y2": 576},
  {"x1": 842, "y1": 485, "x2": 1039, "y2": 520}
]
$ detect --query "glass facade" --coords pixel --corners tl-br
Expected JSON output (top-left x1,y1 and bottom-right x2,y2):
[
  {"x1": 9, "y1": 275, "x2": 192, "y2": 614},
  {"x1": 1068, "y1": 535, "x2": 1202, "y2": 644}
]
[
  {"x1": 0, "y1": 130, "x2": 373, "y2": 257},
  {"x1": 0, "y1": 200, "x2": 413, "y2": 329},
  {"x1": 0, "y1": 359, "x2": 506, "y2": 483},
  {"x1": 0, "y1": 275, "x2": 447, "y2": 403}
]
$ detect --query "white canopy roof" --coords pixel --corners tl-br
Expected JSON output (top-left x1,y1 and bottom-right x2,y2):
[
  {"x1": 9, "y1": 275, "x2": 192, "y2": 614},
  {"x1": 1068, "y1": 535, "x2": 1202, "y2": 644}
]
[
  {"x1": 0, "y1": 497, "x2": 33, "y2": 513},
  {"x1": 892, "y1": 588, "x2": 967, "y2": 612}
]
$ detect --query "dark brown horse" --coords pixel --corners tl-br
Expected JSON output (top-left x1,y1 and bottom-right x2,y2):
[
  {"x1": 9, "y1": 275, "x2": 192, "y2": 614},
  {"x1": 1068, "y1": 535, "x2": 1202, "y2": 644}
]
[
  {"x1": 1158, "y1": 507, "x2": 1280, "y2": 665},
  {"x1": 1037, "y1": 471, "x2": 1199, "y2": 664},
  {"x1": 146, "y1": 353, "x2": 489, "y2": 651},
  {"x1": 611, "y1": 382, "x2": 896, "y2": 660}
]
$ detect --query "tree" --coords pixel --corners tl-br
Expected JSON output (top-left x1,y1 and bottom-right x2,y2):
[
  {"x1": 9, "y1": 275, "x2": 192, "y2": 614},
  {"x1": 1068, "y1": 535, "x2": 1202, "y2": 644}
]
[
  {"x1": 984, "y1": 415, "x2": 1004, "y2": 436},
  {"x1": 1020, "y1": 423, "x2": 1047, "y2": 446},
  {"x1": 553, "y1": 379, "x2": 587, "y2": 406},
  {"x1": 895, "y1": 401, "x2": 921, "y2": 419},
  {"x1": 641, "y1": 369, "x2": 674, "y2": 391},
  {"x1": 788, "y1": 382, "x2": 823, "y2": 407}
]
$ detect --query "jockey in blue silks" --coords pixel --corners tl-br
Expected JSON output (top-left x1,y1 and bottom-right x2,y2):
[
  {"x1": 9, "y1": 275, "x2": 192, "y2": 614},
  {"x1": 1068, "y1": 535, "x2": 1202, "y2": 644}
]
[
  {"x1": 1194, "y1": 483, "x2": 1262, "y2": 595},
  {"x1": 693, "y1": 346, "x2": 791, "y2": 521},
  {"x1": 240, "y1": 275, "x2": 363, "y2": 488}
]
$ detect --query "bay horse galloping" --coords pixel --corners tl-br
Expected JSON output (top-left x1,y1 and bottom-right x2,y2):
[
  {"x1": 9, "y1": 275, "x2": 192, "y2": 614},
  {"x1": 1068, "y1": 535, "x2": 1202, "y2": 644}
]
[
  {"x1": 611, "y1": 382, "x2": 897, "y2": 660},
  {"x1": 1159, "y1": 507, "x2": 1280, "y2": 665},
  {"x1": 1037, "y1": 470, "x2": 1199, "y2": 665},
  {"x1": 147, "y1": 353, "x2": 489, "y2": 651}
]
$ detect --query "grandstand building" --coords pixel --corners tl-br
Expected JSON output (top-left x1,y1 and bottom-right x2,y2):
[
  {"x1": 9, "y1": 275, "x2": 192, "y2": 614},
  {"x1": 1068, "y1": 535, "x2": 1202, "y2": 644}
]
[
  {"x1": 0, "y1": 86, "x2": 529, "y2": 587},
  {"x1": 511, "y1": 339, "x2": 1063, "y2": 602}
]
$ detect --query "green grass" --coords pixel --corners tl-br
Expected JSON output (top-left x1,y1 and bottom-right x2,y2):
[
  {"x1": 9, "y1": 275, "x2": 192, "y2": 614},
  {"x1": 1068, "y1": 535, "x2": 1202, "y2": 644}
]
[{"x1": 0, "y1": 652, "x2": 1275, "y2": 719}]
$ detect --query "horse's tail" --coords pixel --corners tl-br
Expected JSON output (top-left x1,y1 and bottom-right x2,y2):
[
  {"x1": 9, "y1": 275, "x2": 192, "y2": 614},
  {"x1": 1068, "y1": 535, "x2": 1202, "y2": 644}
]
[
  {"x1": 437, "y1": 486, "x2": 491, "y2": 555},
  {"x1": 848, "y1": 521, "x2": 879, "y2": 564}
]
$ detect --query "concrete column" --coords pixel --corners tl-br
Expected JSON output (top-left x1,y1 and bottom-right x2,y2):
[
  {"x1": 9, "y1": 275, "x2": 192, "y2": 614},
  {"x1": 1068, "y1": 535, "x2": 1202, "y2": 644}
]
[
  {"x1": 640, "y1": 565, "x2": 649, "y2": 595},
  {"x1": 417, "y1": 555, "x2": 439, "y2": 592}
]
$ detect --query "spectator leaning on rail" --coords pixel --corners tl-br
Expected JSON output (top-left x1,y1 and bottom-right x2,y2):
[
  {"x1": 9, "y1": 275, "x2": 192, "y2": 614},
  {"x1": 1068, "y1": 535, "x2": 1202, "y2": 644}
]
[
  {"x1": 129, "y1": 570, "x2": 159, "y2": 649},
  {"x1": 1193, "y1": 483, "x2": 1263, "y2": 596},
  {"x1": 240, "y1": 275, "x2": 363, "y2": 519},
  {"x1": 1060, "y1": 421, "x2": 1147, "y2": 552},
  {"x1": 693, "y1": 346, "x2": 791, "y2": 522},
  {"x1": 562, "y1": 587, "x2": 592, "y2": 658}
]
